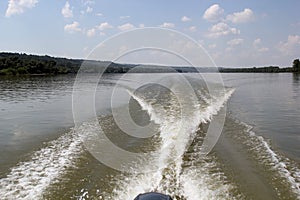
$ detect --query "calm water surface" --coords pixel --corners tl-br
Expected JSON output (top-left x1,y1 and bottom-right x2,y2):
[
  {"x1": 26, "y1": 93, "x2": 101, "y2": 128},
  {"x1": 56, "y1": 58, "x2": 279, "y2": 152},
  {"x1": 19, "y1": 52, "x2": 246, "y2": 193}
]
[{"x1": 223, "y1": 73, "x2": 300, "y2": 160}]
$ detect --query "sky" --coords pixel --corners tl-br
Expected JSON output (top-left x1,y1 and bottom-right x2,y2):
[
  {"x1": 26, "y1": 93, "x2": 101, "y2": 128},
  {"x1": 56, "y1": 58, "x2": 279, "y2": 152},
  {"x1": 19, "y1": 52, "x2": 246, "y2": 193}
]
[{"x1": 0, "y1": 0, "x2": 300, "y2": 67}]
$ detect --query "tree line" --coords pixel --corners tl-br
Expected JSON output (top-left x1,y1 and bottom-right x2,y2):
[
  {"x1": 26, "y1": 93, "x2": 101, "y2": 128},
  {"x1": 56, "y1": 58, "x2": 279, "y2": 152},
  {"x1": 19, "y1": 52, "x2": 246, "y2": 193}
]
[
  {"x1": 219, "y1": 59, "x2": 299, "y2": 73},
  {"x1": 0, "y1": 53, "x2": 135, "y2": 75},
  {"x1": 0, "y1": 52, "x2": 299, "y2": 75},
  {"x1": 0, "y1": 53, "x2": 80, "y2": 75}
]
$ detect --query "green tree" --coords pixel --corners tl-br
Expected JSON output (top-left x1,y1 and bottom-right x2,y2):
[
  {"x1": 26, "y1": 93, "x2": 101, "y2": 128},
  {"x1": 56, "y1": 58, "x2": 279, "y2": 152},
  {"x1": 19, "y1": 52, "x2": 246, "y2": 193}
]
[{"x1": 293, "y1": 59, "x2": 300, "y2": 73}]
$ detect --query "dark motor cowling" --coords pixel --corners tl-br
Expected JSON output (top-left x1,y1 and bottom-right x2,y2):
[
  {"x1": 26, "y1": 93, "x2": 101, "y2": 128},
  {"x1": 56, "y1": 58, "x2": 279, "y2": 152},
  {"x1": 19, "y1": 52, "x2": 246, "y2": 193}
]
[{"x1": 134, "y1": 192, "x2": 173, "y2": 200}]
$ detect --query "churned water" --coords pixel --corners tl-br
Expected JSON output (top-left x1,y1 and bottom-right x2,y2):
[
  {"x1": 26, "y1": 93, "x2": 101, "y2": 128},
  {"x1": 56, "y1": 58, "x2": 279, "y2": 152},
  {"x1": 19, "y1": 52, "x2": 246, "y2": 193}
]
[{"x1": 0, "y1": 73, "x2": 299, "y2": 199}]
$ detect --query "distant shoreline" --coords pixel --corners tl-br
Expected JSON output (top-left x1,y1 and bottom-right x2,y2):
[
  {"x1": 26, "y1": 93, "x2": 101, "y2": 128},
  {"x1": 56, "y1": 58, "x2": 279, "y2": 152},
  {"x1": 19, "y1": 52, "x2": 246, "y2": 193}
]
[
  {"x1": 218, "y1": 67, "x2": 293, "y2": 73},
  {"x1": 0, "y1": 52, "x2": 298, "y2": 76}
]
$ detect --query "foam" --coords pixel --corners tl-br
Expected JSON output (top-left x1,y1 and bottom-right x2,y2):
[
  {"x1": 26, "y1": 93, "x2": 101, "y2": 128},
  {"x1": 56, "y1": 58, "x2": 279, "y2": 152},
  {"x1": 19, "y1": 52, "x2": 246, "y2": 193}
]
[
  {"x1": 0, "y1": 83, "x2": 237, "y2": 199},
  {"x1": 181, "y1": 162, "x2": 240, "y2": 200},
  {"x1": 239, "y1": 121, "x2": 300, "y2": 198},
  {"x1": 111, "y1": 86, "x2": 236, "y2": 199},
  {"x1": 0, "y1": 128, "x2": 84, "y2": 199}
]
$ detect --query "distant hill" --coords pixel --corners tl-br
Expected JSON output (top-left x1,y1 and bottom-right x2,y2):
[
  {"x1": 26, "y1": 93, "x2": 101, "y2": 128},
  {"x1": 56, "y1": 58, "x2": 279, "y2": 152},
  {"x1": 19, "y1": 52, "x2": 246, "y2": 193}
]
[
  {"x1": 0, "y1": 52, "x2": 209, "y2": 75},
  {"x1": 0, "y1": 52, "x2": 82, "y2": 75},
  {"x1": 0, "y1": 52, "x2": 297, "y2": 75},
  {"x1": 218, "y1": 66, "x2": 293, "y2": 73}
]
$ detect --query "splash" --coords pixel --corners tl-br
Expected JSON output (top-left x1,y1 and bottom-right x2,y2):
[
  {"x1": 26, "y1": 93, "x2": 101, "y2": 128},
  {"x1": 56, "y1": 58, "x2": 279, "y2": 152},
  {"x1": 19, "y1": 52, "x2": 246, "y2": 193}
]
[{"x1": 111, "y1": 82, "x2": 236, "y2": 199}]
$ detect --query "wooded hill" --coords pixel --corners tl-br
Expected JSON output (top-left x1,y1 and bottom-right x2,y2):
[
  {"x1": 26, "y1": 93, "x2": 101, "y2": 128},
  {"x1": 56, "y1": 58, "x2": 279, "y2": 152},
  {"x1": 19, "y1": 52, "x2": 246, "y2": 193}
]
[{"x1": 0, "y1": 52, "x2": 298, "y2": 75}]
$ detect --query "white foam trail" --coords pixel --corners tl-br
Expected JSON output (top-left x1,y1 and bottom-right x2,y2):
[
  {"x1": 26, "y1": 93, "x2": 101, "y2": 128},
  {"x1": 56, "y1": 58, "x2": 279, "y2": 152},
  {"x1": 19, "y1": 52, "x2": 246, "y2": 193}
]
[
  {"x1": 240, "y1": 122, "x2": 300, "y2": 198},
  {"x1": 113, "y1": 86, "x2": 236, "y2": 199},
  {"x1": 181, "y1": 163, "x2": 240, "y2": 200},
  {"x1": 0, "y1": 128, "x2": 84, "y2": 200}
]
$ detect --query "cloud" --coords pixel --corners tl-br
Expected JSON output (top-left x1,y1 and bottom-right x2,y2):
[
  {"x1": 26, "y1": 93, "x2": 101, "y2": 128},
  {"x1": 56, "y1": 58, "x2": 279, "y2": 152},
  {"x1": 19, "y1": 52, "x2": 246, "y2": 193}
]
[
  {"x1": 83, "y1": 0, "x2": 94, "y2": 6},
  {"x1": 181, "y1": 16, "x2": 191, "y2": 22},
  {"x1": 64, "y1": 21, "x2": 81, "y2": 33},
  {"x1": 62, "y1": 1, "x2": 73, "y2": 18},
  {"x1": 226, "y1": 38, "x2": 243, "y2": 52},
  {"x1": 120, "y1": 15, "x2": 130, "y2": 20},
  {"x1": 203, "y1": 4, "x2": 224, "y2": 22},
  {"x1": 95, "y1": 13, "x2": 103, "y2": 16},
  {"x1": 257, "y1": 47, "x2": 269, "y2": 52},
  {"x1": 80, "y1": 2, "x2": 93, "y2": 15},
  {"x1": 5, "y1": 0, "x2": 38, "y2": 17},
  {"x1": 97, "y1": 22, "x2": 113, "y2": 30},
  {"x1": 278, "y1": 35, "x2": 300, "y2": 54},
  {"x1": 253, "y1": 38, "x2": 269, "y2": 52},
  {"x1": 227, "y1": 38, "x2": 244, "y2": 46},
  {"x1": 159, "y1": 22, "x2": 175, "y2": 28},
  {"x1": 139, "y1": 24, "x2": 145, "y2": 28},
  {"x1": 189, "y1": 26, "x2": 197, "y2": 32},
  {"x1": 86, "y1": 6, "x2": 93, "y2": 13},
  {"x1": 226, "y1": 8, "x2": 254, "y2": 23},
  {"x1": 86, "y1": 28, "x2": 96, "y2": 37},
  {"x1": 253, "y1": 38, "x2": 261, "y2": 48},
  {"x1": 207, "y1": 22, "x2": 240, "y2": 38},
  {"x1": 118, "y1": 23, "x2": 135, "y2": 31}
]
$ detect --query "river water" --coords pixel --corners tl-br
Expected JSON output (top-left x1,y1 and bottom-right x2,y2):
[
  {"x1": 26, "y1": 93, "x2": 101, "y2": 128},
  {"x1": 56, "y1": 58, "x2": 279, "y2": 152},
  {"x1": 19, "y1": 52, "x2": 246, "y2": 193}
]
[{"x1": 0, "y1": 73, "x2": 299, "y2": 200}]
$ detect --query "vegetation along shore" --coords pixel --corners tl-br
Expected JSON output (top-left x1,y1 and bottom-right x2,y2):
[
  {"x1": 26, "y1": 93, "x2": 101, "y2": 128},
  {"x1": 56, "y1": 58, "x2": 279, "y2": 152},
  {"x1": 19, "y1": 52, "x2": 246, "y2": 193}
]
[{"x1": 0, "y1": 52, "x2": 299, "y2": 76}]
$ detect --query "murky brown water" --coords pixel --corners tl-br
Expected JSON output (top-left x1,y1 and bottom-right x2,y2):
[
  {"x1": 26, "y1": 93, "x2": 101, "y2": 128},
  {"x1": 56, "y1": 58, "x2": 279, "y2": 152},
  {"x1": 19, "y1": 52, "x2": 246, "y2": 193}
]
[{"x1": 0, "y1": 73, "x2": 299, "y2": 199}]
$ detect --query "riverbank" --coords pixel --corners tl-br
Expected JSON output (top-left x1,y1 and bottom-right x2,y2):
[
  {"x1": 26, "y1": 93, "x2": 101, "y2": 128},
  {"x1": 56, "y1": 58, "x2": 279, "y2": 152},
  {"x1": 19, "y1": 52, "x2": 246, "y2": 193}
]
[{"x1": 0, "y1": 52, "x2": 298, "y2": 75}]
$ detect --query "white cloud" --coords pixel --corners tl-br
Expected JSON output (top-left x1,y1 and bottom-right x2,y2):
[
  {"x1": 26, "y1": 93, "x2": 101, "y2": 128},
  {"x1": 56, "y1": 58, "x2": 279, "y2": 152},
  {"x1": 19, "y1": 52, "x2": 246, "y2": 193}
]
[
  {"x1": 253, "y1": 38, "x2": 261, "y2": 48},
  {"x1": 83, "y1": 0, "x2": 94, "y2": 6},
  {"x1": 189, "y1": 26, "x2": 197, "y2": 32},
  {"x1": 118, "y1": 23, "x2": 135, "y2": 31},
  {"x1": 227, "y1": 38, "x2": 244, "y2": 46},
  {"x1": 86, "y1": 28, "x2": 96, "y2": 37},
  {"x1": 97, "y1": 22, "x2": 113, "y2": 30},
  {"x1": 120, "y1": 15, "x2": 130, "y2": 20},
  {"x1": 64, "y1": 21, "x2": 81, "y2": 33},
  {"x1": 278, "y1": 35, "x2": 300, "y2": 54},
  {"x1": 86, "y1": 6, "x2": 93, "y2": 13},
  {"x1": 181, "y1": 16, "x2": 191, "y2": 22},
  {"x1": 226, "y1": 38, "x2": 243, "y2": 52},
  {"x1": 207, "y1": 22, "x2": 240, "y2": 38},
  {"x1": 253, "y1": 38, "x2": 269, "y2": 52},
  {"x1": 159, "y1": 22, "x2": 175, "y2": 28},
  {"x1": 80, "y1": 4, "x2": 93, "y2": 15},
  {"x1": 226, "y1": 8, "x2": 254, "y2": 24},
  {"x1": 95, "y1": 13, "x2": 103, "y2": 16},
  {"x1": 139, "y1": 24, "x2": 145, "y2": 28},
  {"x1": 62, "y1": 1, "x2": 73, "y2": 18},
  {"x1": 257, "y1": 47, "x2": 269, "y2": 52},
  {"x1": 203, "y1": 4, "x2": 224, "y2": 22},
  {"x1": 5, "y1": 0, "x2": 38, "y2": 17}
]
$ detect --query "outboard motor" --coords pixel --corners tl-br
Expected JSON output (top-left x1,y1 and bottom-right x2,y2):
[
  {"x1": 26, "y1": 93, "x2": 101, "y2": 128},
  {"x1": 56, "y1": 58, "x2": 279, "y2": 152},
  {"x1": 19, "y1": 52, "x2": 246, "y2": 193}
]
[{"x1": 134, "y1": 192, "x2": 173, "y2": 200}]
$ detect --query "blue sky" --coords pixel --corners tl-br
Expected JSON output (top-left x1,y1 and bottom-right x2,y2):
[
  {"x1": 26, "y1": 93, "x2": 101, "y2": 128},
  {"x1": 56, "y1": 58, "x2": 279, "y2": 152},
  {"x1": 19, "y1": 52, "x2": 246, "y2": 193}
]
[{"x1": 0, "y1": 0, "x2": 299, "y2": 67}]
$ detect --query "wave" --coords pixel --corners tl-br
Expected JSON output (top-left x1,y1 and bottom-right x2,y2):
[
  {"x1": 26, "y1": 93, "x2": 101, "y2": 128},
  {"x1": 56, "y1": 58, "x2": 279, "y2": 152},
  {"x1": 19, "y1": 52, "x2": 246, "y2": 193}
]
[
  {"x1": 0, "y1": 127, "x2": 85, "y2": 200},
  {"x1": 0, "y1": 78, "x2": 256, "y2": 200},
  {"x1": 231, "y1": 119, "x2": 300, "y2": 199},
  {"x1": 110, "y1": 83, "x2": 237, "y2": 199},
  {"x1": 1, "y1": 75, "x2": 299, "y2": 200}
]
